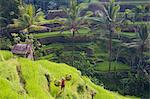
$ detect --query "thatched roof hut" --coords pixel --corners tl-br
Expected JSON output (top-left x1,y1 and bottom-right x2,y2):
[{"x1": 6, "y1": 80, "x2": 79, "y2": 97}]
[{"x1": 12, "y1": 44, "x2": 33, "y2": 59}]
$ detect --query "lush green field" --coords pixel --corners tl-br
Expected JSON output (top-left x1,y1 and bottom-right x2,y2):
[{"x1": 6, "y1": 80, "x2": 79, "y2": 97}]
[
  {"x1": 0, "y1": 50, "x2": 13, "y2": 61},
  {"x1": 33, "y1": 29, "x2": 91, "y2": 39},
  {"x1": 39, "y1": 40, "x2": 131, "y2": 72},
  {"x1": 0, "y1": 50, "x2": 137, "y2": 99},
  {"x1": 95, "y1": 61, "x2": 130, "y2": 72}
]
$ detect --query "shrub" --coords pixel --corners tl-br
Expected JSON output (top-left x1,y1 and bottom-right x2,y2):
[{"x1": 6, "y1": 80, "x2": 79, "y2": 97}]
[
  {"x1": 0, "y1": 38, "x2": 12, "y2": 50},
  {"x1": 77, "y1": 84, "x2": 85, "y2": 94},
  {"x1": 65, "y1": 74, "x2": 72, "y2": 81}
]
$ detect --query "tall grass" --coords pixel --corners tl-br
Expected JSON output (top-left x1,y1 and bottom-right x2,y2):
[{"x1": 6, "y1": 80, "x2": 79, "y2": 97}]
[
  {"x1": 0, "y1": 50, "x2": 138, "y2": 99},
  {"x1": 0, "y1": 50, "x2": 13, "y2": 61}
]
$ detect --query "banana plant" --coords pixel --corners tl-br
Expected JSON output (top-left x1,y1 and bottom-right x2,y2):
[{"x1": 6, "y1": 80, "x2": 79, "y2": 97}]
[{"x1": 87, "y1": 0, "x2": 121, "y2": 71}]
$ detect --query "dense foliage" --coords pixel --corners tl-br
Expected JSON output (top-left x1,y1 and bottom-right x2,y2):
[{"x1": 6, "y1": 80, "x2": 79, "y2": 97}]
[{"x1": 0, "y1": 0, "x2": 20, "y2": 27}]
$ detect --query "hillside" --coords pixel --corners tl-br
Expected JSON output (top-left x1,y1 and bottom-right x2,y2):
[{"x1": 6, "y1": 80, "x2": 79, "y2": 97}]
[{"x1": 0, "y1": 50, "x2": 137, "y2": 99}]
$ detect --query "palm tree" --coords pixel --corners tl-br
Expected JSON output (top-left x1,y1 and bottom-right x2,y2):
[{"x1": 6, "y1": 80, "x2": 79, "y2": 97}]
[
  {"x1": 61, "y1": 0, "x2": 90, "y2": 66},
  {"x1": 88, "y1": 0, "x2": 121, "y2": 71},
  {"x1": 133, "y1": 5, "x2": 150, "y2": 21},
  {"x1": 138, "y1": 24, "x2": 149, "y2": 67},
  {"x1": 136, "y1": 24, "x2": 149, "y2": 90},
  {"x1": 8, "y1": 4, "x2": 47, "y2": 33},
  {"x1": 62, "y1": 0, "x2": 89, "y2": 36}
]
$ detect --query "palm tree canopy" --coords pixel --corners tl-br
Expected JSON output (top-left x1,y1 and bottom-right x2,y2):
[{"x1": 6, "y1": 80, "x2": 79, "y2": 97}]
[
  {"x1": 7, "y1": 4, "x2": 46, "y2": 30},
  {"x1": 87, "y1": 0, "x2": 120, "y2": 25},
  {"x1": 61, "y1": 0, "x2": 90, "y2": 31},
  {"x1": 138, "y1": 24, "x2": 149, "y2": 42}
]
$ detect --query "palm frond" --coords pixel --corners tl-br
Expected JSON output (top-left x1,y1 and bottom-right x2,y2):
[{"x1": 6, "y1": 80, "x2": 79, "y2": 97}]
[
  {"x1": 138, "y1": 24, "x2": 149, "y2": 42},
  {"x1": 35, "y1": 11, "x2": 45, "y2": 22},
  {"x1": 86, "y1": 17, "x2": 107, "y2": 24},
  {"x1": 111, "y1": 5, "x2": 120, "y2": 21},
  {"x1": 26, "y1": 4, "x2": 35, "y2": 17}
]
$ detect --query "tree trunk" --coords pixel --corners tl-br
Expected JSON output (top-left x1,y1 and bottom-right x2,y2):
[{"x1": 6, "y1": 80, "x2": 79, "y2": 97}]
[
  {"x1": 108, "y1": 25, "x2": 113, "y2": 72},
  {"x1": 72, "y1": 31, "x2": 75, "y2": 66},
  {"x1": 139, "y1": 41, "x2": 145, "y2": 68}
]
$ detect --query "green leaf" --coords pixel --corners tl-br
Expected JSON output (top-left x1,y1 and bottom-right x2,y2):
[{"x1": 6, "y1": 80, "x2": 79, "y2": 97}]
[
  {"x1": 86, "y1": 17, "x2": 107, "y2": 24},
  {"x1": 112, "y1": 5, "x2": 120, "y2": 21}
]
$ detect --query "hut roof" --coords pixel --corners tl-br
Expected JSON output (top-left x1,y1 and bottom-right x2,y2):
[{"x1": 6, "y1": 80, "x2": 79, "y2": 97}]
[{"x1": 12, "y1": 44, "x2": 32, "y2": 55}]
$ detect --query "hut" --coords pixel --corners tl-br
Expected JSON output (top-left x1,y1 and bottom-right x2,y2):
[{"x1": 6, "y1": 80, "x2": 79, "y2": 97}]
[{"x1": 12, "y1": 44, "x2": 34, "y2": 60}]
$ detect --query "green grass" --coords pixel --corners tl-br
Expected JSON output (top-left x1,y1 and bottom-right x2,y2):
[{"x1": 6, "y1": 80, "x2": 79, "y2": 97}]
[
  {"x1": 95, "y1": 61, "x2": 130, "y2": 71},
  {"x1": 144, "y1": 52, "x2": 150, "y2": 57},
  {"x1": 0, "y1": 50, "x2": 137, "y2": 99},
  {"x1": 95, "y1": 61, "x2": 130, "y2": 72},
  {"x1": 40, "y1": 54, "x2": 55, "y2": 60},
  {"x1": 42, "y1": 42, "x2": 93, "y2": 50},
  {"x1": 119, "y1": 32, "x2": 137, "y2": 38},
  {"x1": 42, "y1": 43, "x2": 64, "y2": 50},
  {"x1": 0, "y1": 50, "x2": 13, "y2": 61},
  {"x1": 33, "y1": 28, "x2": 91, "y2": 39}
]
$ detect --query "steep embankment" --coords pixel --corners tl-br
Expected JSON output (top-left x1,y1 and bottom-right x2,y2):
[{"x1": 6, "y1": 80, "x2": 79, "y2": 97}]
[{"x1": 0, "y1": 50, "x2": 137, "y2": 99}]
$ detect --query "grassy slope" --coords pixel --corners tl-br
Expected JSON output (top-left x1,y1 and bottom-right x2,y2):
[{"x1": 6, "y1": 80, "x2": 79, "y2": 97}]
[{"x1": 0, "y1": 50, "x2": 137, "y2": 99}]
